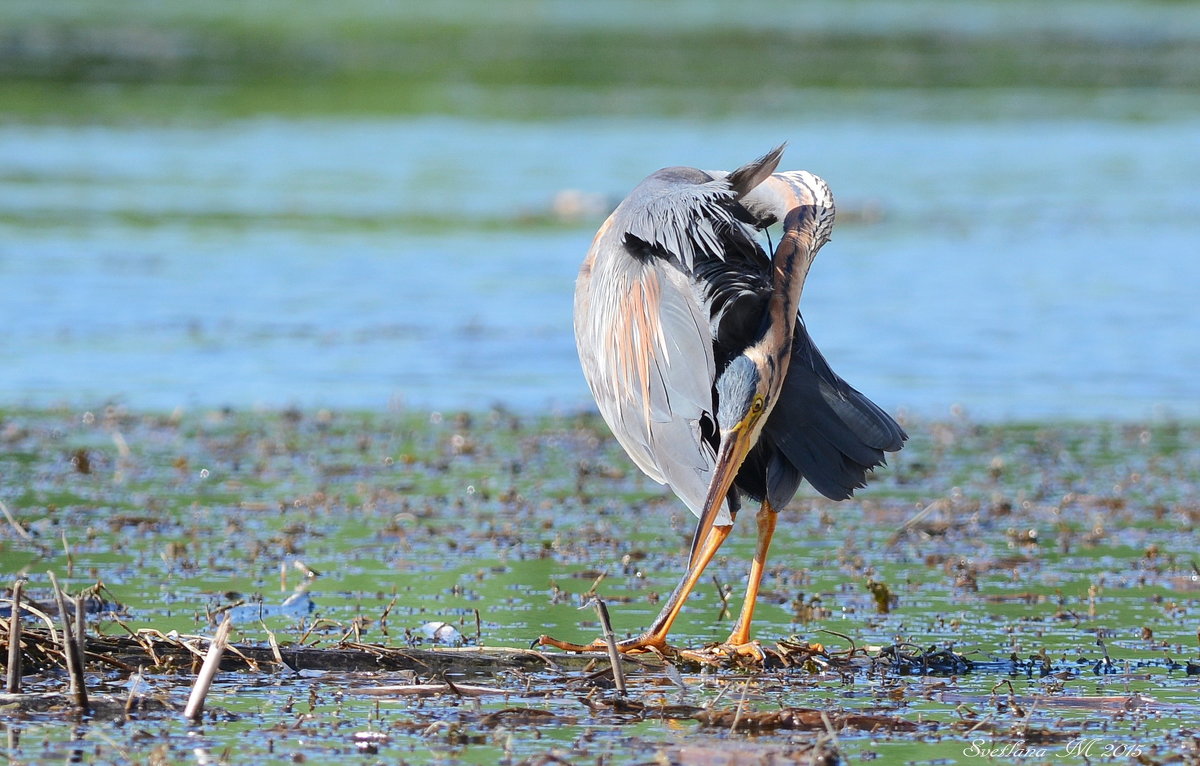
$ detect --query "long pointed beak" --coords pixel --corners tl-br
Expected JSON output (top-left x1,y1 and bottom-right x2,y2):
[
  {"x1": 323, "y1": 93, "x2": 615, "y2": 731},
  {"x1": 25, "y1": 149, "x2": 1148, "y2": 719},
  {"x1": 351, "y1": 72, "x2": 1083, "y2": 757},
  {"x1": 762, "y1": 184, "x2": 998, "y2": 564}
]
[{"x1": 688, "y1": 424, "x2": 756, "y2": 568}]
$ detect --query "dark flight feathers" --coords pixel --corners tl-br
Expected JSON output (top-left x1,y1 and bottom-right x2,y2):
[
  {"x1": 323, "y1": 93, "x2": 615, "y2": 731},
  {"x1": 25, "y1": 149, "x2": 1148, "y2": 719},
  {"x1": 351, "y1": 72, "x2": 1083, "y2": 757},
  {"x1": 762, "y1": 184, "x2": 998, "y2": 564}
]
[{"x1": 748, "y1": 322, "x2": 906, "y2": 507}]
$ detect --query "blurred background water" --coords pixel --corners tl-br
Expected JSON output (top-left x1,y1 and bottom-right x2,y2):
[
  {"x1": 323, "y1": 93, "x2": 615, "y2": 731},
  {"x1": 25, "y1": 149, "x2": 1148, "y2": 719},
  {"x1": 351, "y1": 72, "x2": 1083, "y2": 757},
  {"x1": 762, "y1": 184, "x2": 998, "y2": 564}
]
[{"x1": 1, "y1": 0, "x2": 1197, "y2": 420}]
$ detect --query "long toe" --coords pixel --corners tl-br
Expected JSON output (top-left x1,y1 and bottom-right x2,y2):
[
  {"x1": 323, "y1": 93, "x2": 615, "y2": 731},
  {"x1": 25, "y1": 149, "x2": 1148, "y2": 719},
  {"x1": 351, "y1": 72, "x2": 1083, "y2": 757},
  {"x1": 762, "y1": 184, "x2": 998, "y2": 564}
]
[
  {"x1": 538, "y1": 632, "x2": 670, "y2": 654},
  {"x1": 615, "y1": 633, "x2": 670, "y2": 654},
  {"x1": 536, "y1": 635, "x2": 608, "y2": 653}
]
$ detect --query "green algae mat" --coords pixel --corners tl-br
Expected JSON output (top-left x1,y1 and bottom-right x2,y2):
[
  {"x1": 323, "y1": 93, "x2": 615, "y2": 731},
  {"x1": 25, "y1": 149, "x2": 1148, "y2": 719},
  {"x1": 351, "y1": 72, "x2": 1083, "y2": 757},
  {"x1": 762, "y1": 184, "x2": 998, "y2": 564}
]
[{"x1": 1, "y1": 407, "x2": 1197, "y2": 764}]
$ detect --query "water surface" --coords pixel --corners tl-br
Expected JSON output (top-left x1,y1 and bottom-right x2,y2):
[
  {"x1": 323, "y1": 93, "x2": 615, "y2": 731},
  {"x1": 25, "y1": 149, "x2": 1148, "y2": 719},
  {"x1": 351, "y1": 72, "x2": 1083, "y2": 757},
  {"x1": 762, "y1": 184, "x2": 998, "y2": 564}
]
[{"x1": 2, "y1": 111, "x2": 1197, "y2": 419}]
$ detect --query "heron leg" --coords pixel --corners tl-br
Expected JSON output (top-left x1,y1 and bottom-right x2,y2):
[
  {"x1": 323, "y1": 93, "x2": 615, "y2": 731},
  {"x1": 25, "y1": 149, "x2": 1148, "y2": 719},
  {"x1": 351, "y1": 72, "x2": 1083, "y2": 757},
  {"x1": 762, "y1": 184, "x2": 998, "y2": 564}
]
[
  {"x1": 537, "y1": 522, "x2": 732, "y2": 654},
  {"x1": 681, "y1": 500, "x2": 777, "y2": 663},
  {"x1": 726, "y1": 500, "x2": 777, "y2": 647}
]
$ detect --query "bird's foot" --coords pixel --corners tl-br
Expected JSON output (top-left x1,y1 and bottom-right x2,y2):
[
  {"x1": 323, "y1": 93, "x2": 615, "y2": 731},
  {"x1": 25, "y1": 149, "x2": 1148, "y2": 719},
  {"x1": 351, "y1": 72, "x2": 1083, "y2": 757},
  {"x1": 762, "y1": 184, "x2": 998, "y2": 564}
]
[
  {"x1": 536, "y1": 632, "x2": 670, "y2": 655},
  {"x1": 679, "y1": 640, "x2": 767, "y2": 666}
]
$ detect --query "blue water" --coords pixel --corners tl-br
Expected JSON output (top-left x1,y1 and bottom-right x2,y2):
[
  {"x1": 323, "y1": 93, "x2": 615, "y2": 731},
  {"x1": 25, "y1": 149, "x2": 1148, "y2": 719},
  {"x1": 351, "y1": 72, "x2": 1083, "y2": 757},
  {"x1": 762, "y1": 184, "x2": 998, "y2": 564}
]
[{"x1": 2, "y1": 111, "x2": 1198, "y2": 419}]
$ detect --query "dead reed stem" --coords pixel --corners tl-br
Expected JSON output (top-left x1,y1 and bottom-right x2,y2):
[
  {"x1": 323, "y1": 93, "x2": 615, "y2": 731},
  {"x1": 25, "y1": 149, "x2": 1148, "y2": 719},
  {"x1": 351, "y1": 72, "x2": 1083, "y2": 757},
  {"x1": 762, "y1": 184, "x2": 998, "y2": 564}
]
[{"x1": 184, "y1": 614, "x2": 234, "y2": 721}]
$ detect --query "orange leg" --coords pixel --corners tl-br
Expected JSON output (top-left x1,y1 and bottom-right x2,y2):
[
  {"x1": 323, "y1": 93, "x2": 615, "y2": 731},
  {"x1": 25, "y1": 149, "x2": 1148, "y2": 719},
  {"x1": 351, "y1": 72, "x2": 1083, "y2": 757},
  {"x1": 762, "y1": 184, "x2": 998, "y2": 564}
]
[
  {"x1": 538, "y1": 522, "x2": 732, "y2": 653},
  {"x1": 725, "y1": 501, "x2": 777, "y2": 647}
]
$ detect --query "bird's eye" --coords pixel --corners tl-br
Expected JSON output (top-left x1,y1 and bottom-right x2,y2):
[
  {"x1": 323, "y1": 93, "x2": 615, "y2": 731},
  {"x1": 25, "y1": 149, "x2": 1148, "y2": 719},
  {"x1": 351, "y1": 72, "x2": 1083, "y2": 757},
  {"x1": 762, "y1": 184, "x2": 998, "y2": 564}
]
[{"x1": 751, "y1": 396, "x2": 765, "y2": 414}]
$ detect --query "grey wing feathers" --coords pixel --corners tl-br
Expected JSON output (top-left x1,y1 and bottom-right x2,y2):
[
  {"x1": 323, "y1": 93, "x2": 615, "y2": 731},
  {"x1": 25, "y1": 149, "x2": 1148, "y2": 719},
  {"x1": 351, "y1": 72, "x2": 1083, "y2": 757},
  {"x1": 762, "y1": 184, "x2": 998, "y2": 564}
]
[
  {"x1": 574, "y1": 235, "x2": 727, "y2": 522},
  {"x1": 638, "y1": 266, "x2": 723, "y2": 513},
  {"x1": 622, "y1": 147, "x2": 784, "y2": 271},
  {"x1": 621, "y1": 184, "x2": 736, "y2": 271}
]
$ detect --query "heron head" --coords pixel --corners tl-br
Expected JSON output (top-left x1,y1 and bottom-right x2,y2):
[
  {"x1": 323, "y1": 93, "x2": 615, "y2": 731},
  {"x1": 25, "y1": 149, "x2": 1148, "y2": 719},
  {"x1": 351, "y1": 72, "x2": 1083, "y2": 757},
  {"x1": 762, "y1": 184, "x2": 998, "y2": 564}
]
[
  {"x1": 714, "y1": 354, "x2": 770, "y2": 440},
  {"x1": 688, "y1": 351, "x2": 776, "y2": 564}
]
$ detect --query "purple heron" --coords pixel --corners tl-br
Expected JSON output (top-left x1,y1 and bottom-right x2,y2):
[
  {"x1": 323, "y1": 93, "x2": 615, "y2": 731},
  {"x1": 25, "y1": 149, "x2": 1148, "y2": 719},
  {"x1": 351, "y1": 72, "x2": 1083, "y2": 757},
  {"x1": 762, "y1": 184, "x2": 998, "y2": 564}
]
[{"x1": 540, "y1": 146, "x2": 905, "y2": 657}]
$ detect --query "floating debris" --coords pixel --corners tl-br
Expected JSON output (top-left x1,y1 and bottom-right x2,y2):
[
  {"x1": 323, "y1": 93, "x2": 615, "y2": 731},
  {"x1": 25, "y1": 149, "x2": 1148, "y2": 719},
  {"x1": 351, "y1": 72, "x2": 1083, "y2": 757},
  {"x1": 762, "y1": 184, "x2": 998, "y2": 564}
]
[
  {"x1": 694, "y1": 707, "x2": 922, "y2": 733},
  {"x1": 417, "y1": 621, "x2": 462, "y2": 645},
  {"x1": 351, "y1": 731, "x2": 389, "y2": 755}
]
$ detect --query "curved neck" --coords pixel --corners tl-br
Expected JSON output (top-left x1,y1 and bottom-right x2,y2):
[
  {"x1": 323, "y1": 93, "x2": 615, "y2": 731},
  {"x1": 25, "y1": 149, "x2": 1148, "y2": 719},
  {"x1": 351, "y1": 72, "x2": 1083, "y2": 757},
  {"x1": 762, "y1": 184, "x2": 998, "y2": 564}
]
[{"x1": 754, "y1": 206, "x2": 819, "y2": 391}]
